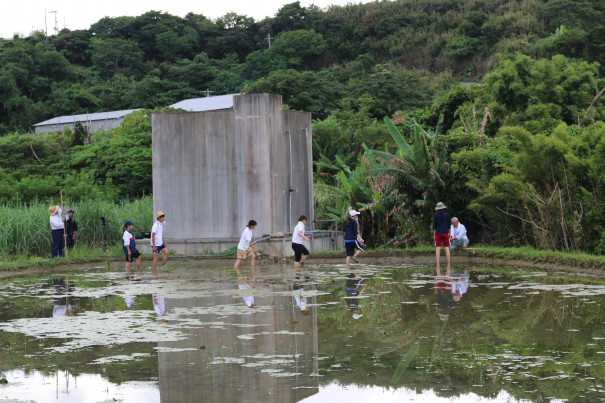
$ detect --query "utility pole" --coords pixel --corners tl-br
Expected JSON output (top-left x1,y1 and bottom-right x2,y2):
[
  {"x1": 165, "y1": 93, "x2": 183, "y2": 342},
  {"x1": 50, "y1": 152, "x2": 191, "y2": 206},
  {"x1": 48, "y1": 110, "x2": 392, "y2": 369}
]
[
  {"x1": 49, "y1": 10, "x2": 58, "y2": 34},
  {"x1": 201, "y1": 89, "x2": 214, "y2": 97},
  {"x1": 44, "y1": 9, "x2": 48, "y2": 50},
  {"x1": 266, "y1": 33, "x2": 273, "y2": 48}
]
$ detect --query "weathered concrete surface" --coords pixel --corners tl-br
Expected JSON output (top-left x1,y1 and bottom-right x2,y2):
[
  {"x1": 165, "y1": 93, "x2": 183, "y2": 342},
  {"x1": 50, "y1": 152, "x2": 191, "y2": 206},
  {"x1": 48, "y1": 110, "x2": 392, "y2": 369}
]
[{"x1": 152, "y1": 94, "x2": 314, "y2": 256}]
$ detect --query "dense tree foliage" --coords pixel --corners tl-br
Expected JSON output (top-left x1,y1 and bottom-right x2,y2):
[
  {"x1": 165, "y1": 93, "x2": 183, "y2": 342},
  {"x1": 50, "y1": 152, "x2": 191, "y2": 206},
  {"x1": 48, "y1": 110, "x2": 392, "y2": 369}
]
[{"x1": 1, "y1": 0, "x2": 605, "y2": 254}]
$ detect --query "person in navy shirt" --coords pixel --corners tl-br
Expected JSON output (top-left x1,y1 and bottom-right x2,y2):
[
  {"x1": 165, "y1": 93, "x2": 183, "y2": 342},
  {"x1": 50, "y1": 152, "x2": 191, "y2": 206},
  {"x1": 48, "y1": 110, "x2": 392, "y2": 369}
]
[
  {"x1": 433, "y1": 202, "x2": 451, "y2": 266},
  {"x1": 344, "y1": 209, "x2": 364, "y2": 266}
]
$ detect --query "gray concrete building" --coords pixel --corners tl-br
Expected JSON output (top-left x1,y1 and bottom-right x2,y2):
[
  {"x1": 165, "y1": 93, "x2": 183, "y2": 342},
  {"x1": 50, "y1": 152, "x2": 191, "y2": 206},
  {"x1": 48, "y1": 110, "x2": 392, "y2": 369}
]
[{"x1": 151, "y1": 93, "x2": 341, "y2": 256}]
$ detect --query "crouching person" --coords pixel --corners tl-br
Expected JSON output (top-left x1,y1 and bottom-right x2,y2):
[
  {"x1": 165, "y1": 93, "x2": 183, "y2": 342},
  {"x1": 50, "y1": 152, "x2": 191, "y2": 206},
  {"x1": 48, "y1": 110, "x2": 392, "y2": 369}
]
[{"x1": 449, "y1": 217, "x2": 469, "y2": 250}]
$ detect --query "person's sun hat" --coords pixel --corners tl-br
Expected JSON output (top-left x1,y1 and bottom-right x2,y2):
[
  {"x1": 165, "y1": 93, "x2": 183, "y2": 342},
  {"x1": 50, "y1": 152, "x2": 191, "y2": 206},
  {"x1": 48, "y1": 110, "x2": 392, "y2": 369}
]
[
  {"x1": 156, "y1": 211, "x2": 165, "y2": 219},
  {"x1": 49, "y1": 206, "x2": 59, "y2": 215},
  {"x1": 124, "y1": 220, "x2": 134, "y2": 227},
  {"x1": 349, "y1": 209, "x2": 361, "y2": 216},
  {"x1": 435, "y1": 202, "x2": 447, "y2": 210},
  {"x1": 66, "y1": 208, "x2": 74, "y2": 214},
  {"x1": 352, "y1": 313, "x2": 363, "y2": 320}
]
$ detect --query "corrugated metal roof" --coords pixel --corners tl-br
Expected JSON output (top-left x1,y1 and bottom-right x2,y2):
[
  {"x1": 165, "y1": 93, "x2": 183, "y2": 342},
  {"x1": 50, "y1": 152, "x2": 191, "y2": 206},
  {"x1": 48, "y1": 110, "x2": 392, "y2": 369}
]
[
  {"x1": 169, "y1": 94, "x2": 237, "y2": 112},
  {"x1": 33, "y1": 109, "x2": 139, "y2": 127}
]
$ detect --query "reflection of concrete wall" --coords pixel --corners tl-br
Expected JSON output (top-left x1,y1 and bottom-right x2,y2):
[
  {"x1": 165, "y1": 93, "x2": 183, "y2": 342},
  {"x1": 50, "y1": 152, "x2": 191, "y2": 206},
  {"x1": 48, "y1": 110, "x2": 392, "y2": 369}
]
[
  {"x1": 152, "y1": 93, "x2": 314, "y2": 256},
  {"x1": 157, "y1": 279, "x2": 318, "y2": 402}
]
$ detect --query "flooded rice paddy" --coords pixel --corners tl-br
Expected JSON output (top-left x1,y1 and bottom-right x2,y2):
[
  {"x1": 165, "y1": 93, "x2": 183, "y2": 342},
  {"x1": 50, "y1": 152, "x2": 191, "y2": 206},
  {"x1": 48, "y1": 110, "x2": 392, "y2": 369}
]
[{"x1": 1, "y1": 258, "x2": 605, "y2": 402}]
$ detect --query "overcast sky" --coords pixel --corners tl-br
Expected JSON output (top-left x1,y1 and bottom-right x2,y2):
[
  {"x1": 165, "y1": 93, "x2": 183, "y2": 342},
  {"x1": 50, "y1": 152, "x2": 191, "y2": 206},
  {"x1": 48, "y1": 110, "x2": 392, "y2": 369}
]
[{"x1": 1, "y1": 0, "x2": 368, "y2": 38}]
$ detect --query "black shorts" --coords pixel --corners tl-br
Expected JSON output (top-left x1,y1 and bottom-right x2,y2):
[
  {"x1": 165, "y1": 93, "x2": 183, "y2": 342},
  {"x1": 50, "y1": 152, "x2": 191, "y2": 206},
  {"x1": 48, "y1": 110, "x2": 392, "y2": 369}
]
[
  {"x1": 345, "y1": 241, "x2": 364, "y2": 256},
  {"x1": 125, "y1": 251, "x2": 141, "y2": 262},
  {"x1": 292, "y1": 243, "x2": 309, "y2": 262}
]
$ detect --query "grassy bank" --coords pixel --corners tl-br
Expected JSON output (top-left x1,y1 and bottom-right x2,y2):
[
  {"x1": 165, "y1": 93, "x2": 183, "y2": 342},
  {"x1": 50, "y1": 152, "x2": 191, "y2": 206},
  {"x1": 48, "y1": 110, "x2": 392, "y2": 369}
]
[
  {"x1": 310, "y1": 244, "x2": 605, "y2": 269},
  {"x1": 372, "y1": 244, "x2": 605, "y2": 269},
  {"x1": 0, "y1": 197, "x2": 153, "y2": 257}
]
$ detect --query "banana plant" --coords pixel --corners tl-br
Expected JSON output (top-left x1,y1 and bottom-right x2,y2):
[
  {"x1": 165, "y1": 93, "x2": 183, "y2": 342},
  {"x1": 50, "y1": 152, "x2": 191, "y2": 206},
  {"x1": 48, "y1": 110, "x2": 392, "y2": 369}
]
[{"x1": 359, "y1": 116, "x2": 448, "y2": 239}]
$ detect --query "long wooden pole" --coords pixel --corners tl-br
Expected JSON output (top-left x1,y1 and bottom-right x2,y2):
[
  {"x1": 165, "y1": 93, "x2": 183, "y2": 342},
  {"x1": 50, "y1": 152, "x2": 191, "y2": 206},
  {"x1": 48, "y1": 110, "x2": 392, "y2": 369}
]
[{"x1": 60, "y1": 190, "x2": 67, "y2": 259}]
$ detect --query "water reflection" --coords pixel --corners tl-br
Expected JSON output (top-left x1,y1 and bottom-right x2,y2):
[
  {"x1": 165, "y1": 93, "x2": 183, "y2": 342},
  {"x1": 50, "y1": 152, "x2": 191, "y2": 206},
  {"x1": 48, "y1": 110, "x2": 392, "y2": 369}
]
[
  {"x1": 52, "y1": 277, "x2": 77, "y2": 317},
  {"x1": 345, "y1": 272, "x2": 367, "y2": 320},
  {"x1": 293, "y1": 272, "x2": 310, "y2": 315},
  {"x1": 451, "y1": 269, "x2": 470, "y2": 302},
  {"x1": 235, "y1": 266, "x2": 258, "y2": 308},
  {"x1": 0, "y1": 260, "x2": 605, "y2": 401},
  {"x1": 156, "y1": 265, "x2": 319, "y2": 402},
  {"x1": 434, "y1": 275, "x2": 452, "y2": 321}
]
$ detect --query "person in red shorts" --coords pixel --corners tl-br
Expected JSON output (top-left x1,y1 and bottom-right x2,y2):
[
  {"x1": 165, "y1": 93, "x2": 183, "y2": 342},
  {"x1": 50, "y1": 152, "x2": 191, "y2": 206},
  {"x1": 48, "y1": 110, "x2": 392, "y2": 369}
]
[{"x1": 433, "y1": 202, "x2": 451, "y2": 266}]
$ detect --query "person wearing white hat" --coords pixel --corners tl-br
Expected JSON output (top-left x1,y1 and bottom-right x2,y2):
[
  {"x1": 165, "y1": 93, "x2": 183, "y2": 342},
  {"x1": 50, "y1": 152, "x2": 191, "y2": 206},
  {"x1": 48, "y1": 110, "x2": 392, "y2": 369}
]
[
  {"x1": 151, "y1": 211, "x2": 169, "y2": 272},
  {"x1": 344, "y1": 209, "x2": 364, "y2": 266},
  {"x1": 433, "y1": 202, "x2": 451, "y2": 266}
]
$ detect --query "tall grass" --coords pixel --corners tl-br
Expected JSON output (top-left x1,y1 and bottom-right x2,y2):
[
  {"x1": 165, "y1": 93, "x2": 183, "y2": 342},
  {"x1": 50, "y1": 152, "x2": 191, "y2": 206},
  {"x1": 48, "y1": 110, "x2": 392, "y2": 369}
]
[{"x1": 0, "y1": 197, "x2": 153, "y2": 258}]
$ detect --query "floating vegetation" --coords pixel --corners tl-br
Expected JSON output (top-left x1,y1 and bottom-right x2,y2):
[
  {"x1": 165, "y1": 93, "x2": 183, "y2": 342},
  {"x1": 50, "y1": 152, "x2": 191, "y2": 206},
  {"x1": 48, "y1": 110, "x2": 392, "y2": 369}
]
[{"x1": 0, "y1": 260, "x2": 604, "y2": 401}]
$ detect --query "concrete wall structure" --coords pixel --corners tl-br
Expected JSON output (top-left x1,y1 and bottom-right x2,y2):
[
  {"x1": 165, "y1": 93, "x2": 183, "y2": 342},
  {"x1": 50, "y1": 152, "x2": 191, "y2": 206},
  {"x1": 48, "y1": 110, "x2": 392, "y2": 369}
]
[{"x1": 152, "y1": 93, "x2": 322, "y2": 256}]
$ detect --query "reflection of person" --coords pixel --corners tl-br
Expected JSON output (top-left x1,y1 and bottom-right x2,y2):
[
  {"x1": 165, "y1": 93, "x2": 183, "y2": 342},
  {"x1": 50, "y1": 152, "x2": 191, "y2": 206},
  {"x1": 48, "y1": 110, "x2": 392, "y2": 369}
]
[
  {"x1": 435, "y1": 275, "x2": 452, "y2": 321},
  {"x1": 433, "y1": 202, "x2": 451, "y2": 265},
  {"x1": 49, "y1": 203, "x2": 67, "y2": 258},
  {"x1": 234, "y1": 220, "x2": 259, "y2": 270},
  {"x1": 449, "y1": 217, "x2": 469, "y2": 250},
  {"x1": 293, "y1": 273, "x2": 310, "y2": 315},
  {"x1": 235, "y1": 266, "x2": 258, "y2": 308},
  {"x1": 151, "y1": 211, "x2": 169, "y2": 271},
  {"x1": 52, "y1": 277, "x2": 76, "y2": 317},
  {"x1": 345, "y1": 273, "x2": 366, "y2": 319},
  {"x1": 124, "y1": 296, "x2": 136, "y2": 310},
  {"x1": 65, "y1": 208, "x2": 78, "y2": 249},
  {"x1": 451, "y1": 270, "x2": 470, "y2": 302},
  {"x1": 344, "y1": 210, "x2": 364, "y2": 266},
  {"x1": 292, "y1": 215, "x2": 311, "y2": 269},
  {"x1": 153, "y1": 293, "x2": 166, "y2": 317},
  {"x1": 123, "y1": 221, "x2": 141, "y2": 275}
]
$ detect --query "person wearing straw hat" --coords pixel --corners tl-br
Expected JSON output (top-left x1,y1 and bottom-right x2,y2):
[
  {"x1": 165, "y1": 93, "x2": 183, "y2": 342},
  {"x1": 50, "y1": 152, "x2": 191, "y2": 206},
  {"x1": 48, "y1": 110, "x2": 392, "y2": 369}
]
[
  {"x1": 344, "y1": 209, "x2": 364, "y2": 266},
  {"x1": 151, "y1": 211, "x2": 169, "y2": 271},
  {"x1": 433, "y1": 202, "x2": 451, "y2": 266},
  {"x1": 49, "y1": 202, "x2": 66, "y2": 258}
]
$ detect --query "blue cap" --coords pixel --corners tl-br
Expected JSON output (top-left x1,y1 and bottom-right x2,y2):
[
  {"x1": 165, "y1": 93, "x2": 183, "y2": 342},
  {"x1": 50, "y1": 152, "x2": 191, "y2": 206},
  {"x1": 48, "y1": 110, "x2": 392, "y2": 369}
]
[{"x1": 124, "y1": 221, "x2": 134, "y2": 227}]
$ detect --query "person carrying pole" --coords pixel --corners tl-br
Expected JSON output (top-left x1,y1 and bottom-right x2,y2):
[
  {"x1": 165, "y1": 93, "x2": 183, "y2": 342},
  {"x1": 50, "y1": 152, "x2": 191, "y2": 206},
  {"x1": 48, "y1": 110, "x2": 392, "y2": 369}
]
[
  {"x1": 234, "y1": 220, "x2": 259, "y2": 270},
  {"x1": 49, "y1": 201, "x2": 66, "y2": 258}
]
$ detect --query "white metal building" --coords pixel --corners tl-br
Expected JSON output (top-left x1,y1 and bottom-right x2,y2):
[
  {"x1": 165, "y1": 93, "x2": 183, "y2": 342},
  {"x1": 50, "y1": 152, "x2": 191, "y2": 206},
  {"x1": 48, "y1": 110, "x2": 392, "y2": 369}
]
[{"x1": 33, "y1": 109, "x2": 139, "y2": 134}]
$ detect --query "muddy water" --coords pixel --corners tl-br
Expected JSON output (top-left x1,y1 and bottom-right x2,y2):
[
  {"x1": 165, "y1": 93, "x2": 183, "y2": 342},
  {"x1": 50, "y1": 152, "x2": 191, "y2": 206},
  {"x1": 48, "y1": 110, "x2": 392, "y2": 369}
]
[{"x1": 0, "y1": 259, "x2": 604, "y2": 402}]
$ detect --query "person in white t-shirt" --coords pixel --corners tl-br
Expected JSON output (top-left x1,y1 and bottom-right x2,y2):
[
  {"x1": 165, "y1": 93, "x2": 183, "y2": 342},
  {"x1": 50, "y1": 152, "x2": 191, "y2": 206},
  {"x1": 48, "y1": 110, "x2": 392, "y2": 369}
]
[
  {"x1": 122, "y1": 220, "x2": 141, "y2": 275},
  {"x1": 234, "y1": 220, "x2": 259, "y2": 270},
  {"x1": 151, "y1": 211, "x2": 169, "y2": 272},
  {"x1": 292, "y1": 215, "x2": 311, "y2": 269},
  {"x1": 49, "y1": 202, "x2": 66, "y2": 258}
]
